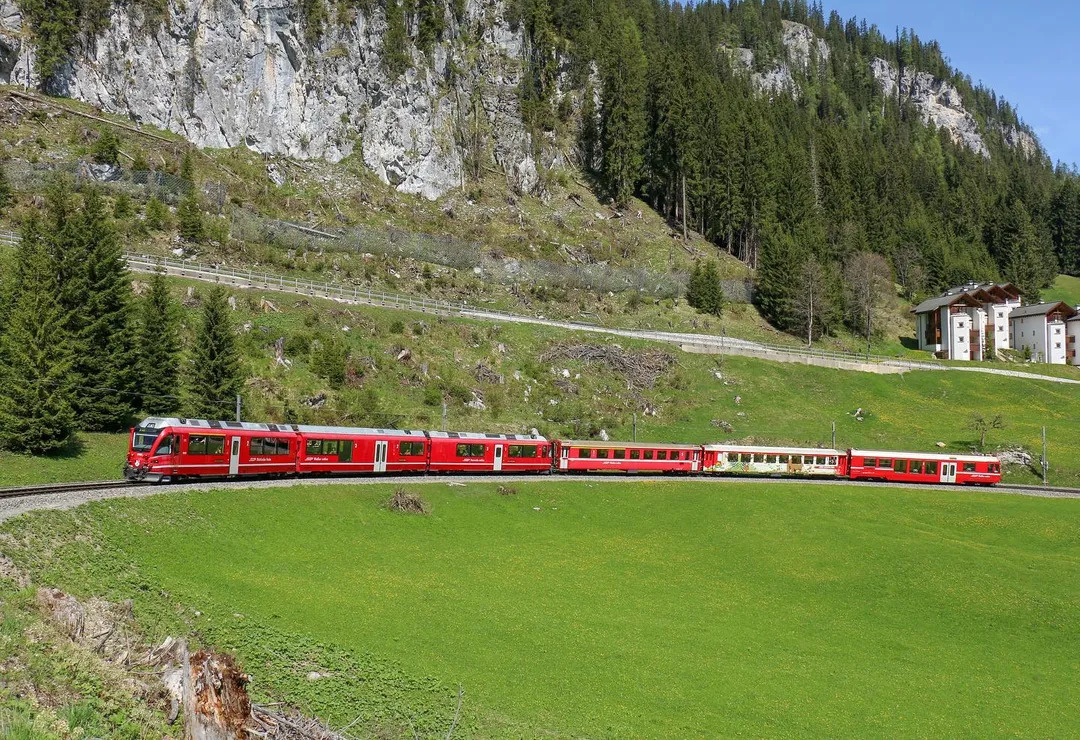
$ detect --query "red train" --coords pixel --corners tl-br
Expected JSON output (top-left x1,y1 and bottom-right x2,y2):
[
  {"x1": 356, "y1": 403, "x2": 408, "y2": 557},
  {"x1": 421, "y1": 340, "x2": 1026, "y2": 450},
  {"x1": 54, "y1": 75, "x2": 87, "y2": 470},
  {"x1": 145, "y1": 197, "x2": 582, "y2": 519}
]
[{"x1": 125, "y1": 417, "x2": 1002, "y2": 487}]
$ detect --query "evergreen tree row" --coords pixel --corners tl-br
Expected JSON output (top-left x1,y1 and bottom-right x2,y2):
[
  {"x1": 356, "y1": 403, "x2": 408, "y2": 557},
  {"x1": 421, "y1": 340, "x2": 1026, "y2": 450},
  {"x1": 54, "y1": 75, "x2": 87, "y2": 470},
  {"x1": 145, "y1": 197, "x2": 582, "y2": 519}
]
[{"x1": 0, "y1": 179, "x2": 244, "y2": 454}]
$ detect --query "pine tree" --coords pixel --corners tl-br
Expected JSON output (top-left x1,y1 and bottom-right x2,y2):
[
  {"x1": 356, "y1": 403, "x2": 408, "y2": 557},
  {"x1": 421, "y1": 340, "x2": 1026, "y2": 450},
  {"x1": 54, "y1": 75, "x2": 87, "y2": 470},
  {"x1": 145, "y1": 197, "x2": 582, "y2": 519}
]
[
  {"x1": 0, "y1": 217, "x2": 76, "y2": 454},
  {"x1": 144, "y1": 196, "x2": 169, "y2": 231},
  {"x1": 756, "y1": 228, "x2": 806, "y2": 330},
  {"x1": 135, "y1": 272, "x2": 181, "y2": 415},
  {"x1": 178, "y1": 189, "x2": 205, "y2": 242},
  {"x1": 600, "y1": 16, "x2": 648, "y2": 207},
  {"x1": 75, "y1": 187, "x2": 137, "y2": 431},
  {"x1": 179, "y1": 150, "x2": 195, "y2": 183},
  {"x1": 187, "y1": 286, "x2": 244, "y2": 420}
]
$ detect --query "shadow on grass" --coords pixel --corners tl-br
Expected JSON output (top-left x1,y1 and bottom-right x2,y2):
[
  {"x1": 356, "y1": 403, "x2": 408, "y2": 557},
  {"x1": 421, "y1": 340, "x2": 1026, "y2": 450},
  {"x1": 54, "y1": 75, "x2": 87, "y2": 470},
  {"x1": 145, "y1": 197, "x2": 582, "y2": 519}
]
[{"x1": 899, "y1": 336, "x2": 920, "y2": 351}]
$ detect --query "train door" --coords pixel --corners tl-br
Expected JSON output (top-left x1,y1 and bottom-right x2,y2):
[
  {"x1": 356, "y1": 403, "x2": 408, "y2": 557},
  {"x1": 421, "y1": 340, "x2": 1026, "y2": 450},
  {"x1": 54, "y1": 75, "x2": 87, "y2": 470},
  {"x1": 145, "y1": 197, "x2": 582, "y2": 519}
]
[
  {"x1": 229, "y1": 436, "x2": 241, "y2": 475},
  {"x1": 941, "y1": 462, "x2": 957, "y2": 484},
  {"x1": 560, "y1": 444, "x2": 569, "y2": 470},
  {"x1": 493, "y1": 444, "x2": 504, "y2": 472},
  {"x1": 374, "y1": 440, "x2": 388, "y2": 473},
  {"x1": 692, "y1": 449, "x2": 700, "y2": 472}
]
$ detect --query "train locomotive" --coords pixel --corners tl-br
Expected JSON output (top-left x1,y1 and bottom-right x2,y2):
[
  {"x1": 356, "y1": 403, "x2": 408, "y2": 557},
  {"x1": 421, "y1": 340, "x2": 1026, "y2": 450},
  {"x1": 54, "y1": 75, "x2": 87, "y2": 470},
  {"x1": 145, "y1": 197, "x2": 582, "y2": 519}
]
[{"x1": 125, "y1": 417, "x2": 1002, "y2": 486}]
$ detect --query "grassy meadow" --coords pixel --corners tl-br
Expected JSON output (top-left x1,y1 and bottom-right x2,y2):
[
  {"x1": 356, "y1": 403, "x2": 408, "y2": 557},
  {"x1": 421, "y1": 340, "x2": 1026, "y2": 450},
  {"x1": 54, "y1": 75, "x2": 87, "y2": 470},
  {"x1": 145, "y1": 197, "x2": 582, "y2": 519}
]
[
  {"x1": 1044, "y1": 273, "x2": 1080, "y2": 307},
  {"x1": 3, "y1": 480, "x2": 1078, "y2": 736}
]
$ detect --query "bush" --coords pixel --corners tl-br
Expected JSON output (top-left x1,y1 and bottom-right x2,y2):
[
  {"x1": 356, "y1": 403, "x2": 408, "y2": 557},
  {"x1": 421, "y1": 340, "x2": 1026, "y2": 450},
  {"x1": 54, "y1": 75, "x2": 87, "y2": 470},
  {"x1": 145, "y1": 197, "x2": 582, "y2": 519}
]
[
  {"x1": 91, "y1": 128, "x2": 120, "y2": 165},
  {"x1": 310, "y1": 337, "x2": 349, "y2": 387},
  {"x1": 284, "y1": 332, "x2": 313, "y2": 357},
  {"x1": 177, "y1": 190, "x2": 205, "y2": 242},
  {"x1": 389, "y1": 319, "x2": 405, "y2": 334},
  {"x1": 423, "y1": 386, "x2": 443, "y2": 407}
]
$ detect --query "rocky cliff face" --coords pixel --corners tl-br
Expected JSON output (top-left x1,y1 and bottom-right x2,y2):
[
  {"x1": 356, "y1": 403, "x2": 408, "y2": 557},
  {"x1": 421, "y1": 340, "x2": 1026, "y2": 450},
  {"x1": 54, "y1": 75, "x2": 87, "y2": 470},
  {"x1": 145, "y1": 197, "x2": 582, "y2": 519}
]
[
  {"x1": 869, "y1": 57, "x2": 1040, "y2": 160},
  {"x1": 0, "y1": 0, "x2": 539, "y2": 200}
]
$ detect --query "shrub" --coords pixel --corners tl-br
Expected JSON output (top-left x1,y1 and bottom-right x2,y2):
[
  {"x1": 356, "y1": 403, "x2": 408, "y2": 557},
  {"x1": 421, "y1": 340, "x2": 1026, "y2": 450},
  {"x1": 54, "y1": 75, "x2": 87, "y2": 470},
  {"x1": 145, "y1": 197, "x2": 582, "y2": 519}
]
[
  {"x1": 91, "y1": 128, "x2": 121, "y2": 165},
  {"x1": 389, "y1": 319, "x2": 405, "y2": 334},
  {"x1": 144, "y1": 196, "x2": 169, "y2": 231},
  {"x1": 423, "y1": 386, "x2": 443, "y2": 407}
]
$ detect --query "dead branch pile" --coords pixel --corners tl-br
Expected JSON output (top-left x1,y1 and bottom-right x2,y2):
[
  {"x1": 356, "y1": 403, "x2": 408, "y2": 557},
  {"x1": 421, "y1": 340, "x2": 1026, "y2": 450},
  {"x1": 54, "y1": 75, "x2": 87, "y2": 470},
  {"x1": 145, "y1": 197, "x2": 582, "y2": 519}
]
[
  {"x1": 497, "y1": 485, "x2": 517, "y2": 496},
  {"x1": 474, "y1": 362, "x2": 502, "y2": 384},
  {"x1": 387, "y1": 488, "x2": 430, "y2": 515},
  {"x1": 250, "y1": 703, "x2": 346, "y2": 739},
  {"x1": 538, "y1": 343, "x2": 675, "y2": 389}
]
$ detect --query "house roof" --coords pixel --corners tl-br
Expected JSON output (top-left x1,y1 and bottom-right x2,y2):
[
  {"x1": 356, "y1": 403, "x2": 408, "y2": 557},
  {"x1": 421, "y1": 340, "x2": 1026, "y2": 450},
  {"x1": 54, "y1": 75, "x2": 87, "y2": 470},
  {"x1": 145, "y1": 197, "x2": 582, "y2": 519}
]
[
  {"x1": 941, "y1": 281, "x2": 1021, "y2": 300},
  {"x1": 1007, "y1": 301, "x2": 1078, "y2": 320},
  {"x1": 911, "y1": 293, "x2": 982, "y2": 314}
]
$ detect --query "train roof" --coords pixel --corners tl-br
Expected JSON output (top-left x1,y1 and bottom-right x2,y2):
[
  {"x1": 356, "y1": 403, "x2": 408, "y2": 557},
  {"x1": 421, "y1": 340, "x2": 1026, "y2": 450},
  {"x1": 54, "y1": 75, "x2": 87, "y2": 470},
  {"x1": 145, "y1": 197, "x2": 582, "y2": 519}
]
[
  {"x1": 135, "y1": 418, "x2": 544, "y2": 441},
  {"x1": 849, "y1": 449, "x2": 999, "y2": 463},
  {"x1": 559, "y1": 439, "x2": 701, "y2": 449},
  {"x1": 136, "y1": 417, "x2": 429, "y2": 437},
  {"x1": 703, "y1": 444, "x2": 843, "y2": 456},
  {"x1": 428, "y1": 431, "x2": 546, "y2": 441}
]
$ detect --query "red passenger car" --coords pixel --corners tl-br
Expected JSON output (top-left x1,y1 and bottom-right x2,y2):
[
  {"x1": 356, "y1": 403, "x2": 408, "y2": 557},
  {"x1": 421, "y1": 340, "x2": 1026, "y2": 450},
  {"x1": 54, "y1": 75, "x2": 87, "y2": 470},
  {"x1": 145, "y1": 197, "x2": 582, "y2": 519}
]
[
  {"x1": 125, "y1": 418, "x2": 300, "y2": 481},
  {"x1": 427, "y1": 432, "x2": 551, "y2": 473},
  {"x1": 846, "y1": 449, "x2": 1001, "y2": 485},
  {"x1": 295, "y1": 426, "x2": 430, "y2": 475},
  {"x1": 554, "y1": 439, "x2": 701, "y2": 473}
]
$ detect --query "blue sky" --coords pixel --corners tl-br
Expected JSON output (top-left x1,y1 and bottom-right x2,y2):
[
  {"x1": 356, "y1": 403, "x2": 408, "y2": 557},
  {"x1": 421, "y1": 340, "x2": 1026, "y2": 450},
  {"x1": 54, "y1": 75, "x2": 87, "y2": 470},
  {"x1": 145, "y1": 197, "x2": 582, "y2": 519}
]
[{"x1": 823, "y1": 0, "x2": 1080, "y2": 167}]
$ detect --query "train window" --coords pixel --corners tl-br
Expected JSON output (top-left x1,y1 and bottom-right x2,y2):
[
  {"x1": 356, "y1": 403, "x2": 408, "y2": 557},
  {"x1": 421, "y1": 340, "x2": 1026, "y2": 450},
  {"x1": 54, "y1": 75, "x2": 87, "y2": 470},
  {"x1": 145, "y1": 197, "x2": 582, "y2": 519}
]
[
  {"x1": 813, "y1": 456, "x2": 823, "y2": 465},
  {"x1": 597, "y1": 449, "x2": 609, "y2": 459},
  {"x1": 765, "y1": 455, "x2": 776, "y2": 464},
  {"x1": 779, "y1": 454, "x2": 789, "y2": 464},
  {"x1": 306, "y1": 439, "x2": 322, "y2": 455},
  {"x1": 400, "y1": 441, "x2": 424, "y2": 456},
  {"x1": 863, "y1": 457, "x2": 877, "y2": 467},
  {"x1": 577, "y1": 448, "x2": 591, "y2": 458},
  {"x1": 339, "y1": 441, "x2": 352, "y2": 462},
  {"x1": 251, "y1": 438, "x2": 264, "y2": 455},
  {"x1": 456, "y1": 443, "x2": 486, "y2": 457},
  {"x1": 321, "y1": 440, "x2": 337, "y2": 456},
  {"x1": 879, "y1": 459, "x2": 892, "y2": 468},
  {"x1": 253, "y1": 437, "x2": 290, "y2": 456},
  {"x1": 990, "y1": 463, "x2": 1000, "y2": 473},
  {"x1": 644, "y1": 450, "x2": 654, "y2": 460},
  {"x1": 828, "y1": 457, "x2": 838, "y2": 466},
  {"x1": 963, "y1": 462, "x2": 976, "y2": 472},
  {"x1": 132, "y1": 428, "x2": 160, "y2": 452},
  {"x1": 657, "y1": 450, "x2": 667, "y2": 460},
  {"x1": 153, "y1": 435, "x2": 175, "y2": 456},
  {"x1": 613, "y1": 449, "x2": 625, "y2": 459},
  {"x1": 630, "y1": 449, "x2": 640, "y2": 460},
  {"x1": 910, "y1": 461, "x2": 924, "y2": 474},
  {"x1": 893, "y1": 459, "x2": 907, "y2": 473},
  {"x1": 925, "y1": 461, "x2": 938, "y2": 475},
  {"x1": 188, "y1": 435, "x2": 207, "y2": 455}
]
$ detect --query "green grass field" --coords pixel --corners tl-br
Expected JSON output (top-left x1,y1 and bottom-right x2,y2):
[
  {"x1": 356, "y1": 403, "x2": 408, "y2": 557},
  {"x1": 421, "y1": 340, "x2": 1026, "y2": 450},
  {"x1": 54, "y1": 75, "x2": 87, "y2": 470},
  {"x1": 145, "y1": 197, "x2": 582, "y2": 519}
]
[
  {"x1": 4, "y1": 481, "x2": 1078, "y2": 736},
  {"x1": 1044, "y1": 273, "x2": 1080, "y2": 307}
]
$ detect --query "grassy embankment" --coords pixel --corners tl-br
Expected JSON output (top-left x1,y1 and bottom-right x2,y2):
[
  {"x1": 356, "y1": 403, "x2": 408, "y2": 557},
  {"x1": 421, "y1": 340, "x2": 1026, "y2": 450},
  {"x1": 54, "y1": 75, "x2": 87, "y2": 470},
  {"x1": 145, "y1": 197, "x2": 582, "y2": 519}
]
[
  {"x1": 2, "y1": 279, "x2": 1078, "y2": 487},
  {"x1": 2, "y1": 481, "x2": 1078, "y2": 736},
  {"x1": 1044, "y1": 273, "x2": 1080, "y2": 306}
]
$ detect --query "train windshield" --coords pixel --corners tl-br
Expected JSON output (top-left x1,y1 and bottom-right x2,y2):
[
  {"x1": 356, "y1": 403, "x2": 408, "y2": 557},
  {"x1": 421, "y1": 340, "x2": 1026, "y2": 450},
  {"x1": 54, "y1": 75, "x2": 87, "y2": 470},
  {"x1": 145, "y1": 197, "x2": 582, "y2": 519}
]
[{"x1": 132, "y1": 427, "x2": 161, "y2": 452}]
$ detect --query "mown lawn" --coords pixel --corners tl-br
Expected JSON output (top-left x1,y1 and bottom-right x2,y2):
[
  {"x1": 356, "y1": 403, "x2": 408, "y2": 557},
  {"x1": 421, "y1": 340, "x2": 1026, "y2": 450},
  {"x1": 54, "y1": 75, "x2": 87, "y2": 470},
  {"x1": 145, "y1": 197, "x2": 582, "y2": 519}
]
[{"x1": 7, "y1": 481, "x2": 1077, "y2": 736}]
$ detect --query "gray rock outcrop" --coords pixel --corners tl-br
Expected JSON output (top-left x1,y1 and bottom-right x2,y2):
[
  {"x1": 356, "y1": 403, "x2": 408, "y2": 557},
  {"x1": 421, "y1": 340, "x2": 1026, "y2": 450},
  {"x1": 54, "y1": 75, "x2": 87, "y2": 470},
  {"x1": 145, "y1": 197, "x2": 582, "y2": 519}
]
[
  {"x1": 0, "y1": 0, "x2": 539, "y2": 200},
  {"x1": 870, "y1": 57, "x2": 989, "y2": 157}
]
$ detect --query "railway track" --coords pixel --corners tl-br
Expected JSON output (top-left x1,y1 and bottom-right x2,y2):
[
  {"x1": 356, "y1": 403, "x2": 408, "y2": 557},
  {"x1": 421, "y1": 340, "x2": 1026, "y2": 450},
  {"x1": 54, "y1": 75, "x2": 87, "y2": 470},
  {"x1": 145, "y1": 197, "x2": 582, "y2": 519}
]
[
  {"x1": 0, "y1": 475, "x2": 1076, "y2": 504},
  {"x1": 0, "y1": 480, "x2": 152, "y2": 500}
]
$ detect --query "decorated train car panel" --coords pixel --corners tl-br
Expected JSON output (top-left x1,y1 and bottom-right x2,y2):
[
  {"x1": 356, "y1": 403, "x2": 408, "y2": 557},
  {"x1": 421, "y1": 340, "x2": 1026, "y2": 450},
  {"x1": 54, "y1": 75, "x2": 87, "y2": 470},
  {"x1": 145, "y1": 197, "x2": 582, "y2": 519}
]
[{"x1": 701, "y1": 445, "x2": 846, "y2": 477}]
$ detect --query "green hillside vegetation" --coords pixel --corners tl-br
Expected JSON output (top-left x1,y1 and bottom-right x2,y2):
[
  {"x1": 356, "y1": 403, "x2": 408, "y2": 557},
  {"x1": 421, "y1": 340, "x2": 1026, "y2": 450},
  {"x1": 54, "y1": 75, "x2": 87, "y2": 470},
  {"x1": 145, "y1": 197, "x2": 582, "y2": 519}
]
[
  {"x1": 1044, "y1": 273, "x2": 1080, "y2": 306},
  {"x1": 1, "y1": 275, "x2": 1078, "y2": 487},
  {"x1": 3, "y1": 481, "x2": 1078, "y2": 735}
]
